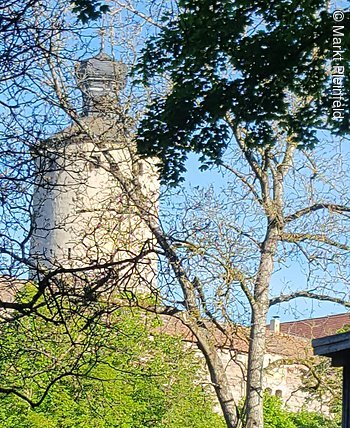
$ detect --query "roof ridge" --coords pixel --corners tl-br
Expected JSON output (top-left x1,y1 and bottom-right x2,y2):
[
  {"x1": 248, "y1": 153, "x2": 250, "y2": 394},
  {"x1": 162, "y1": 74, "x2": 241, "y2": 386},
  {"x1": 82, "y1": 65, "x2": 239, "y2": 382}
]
[{"x1": 279, "y1": 312, "x2": 350, "y2": 325}]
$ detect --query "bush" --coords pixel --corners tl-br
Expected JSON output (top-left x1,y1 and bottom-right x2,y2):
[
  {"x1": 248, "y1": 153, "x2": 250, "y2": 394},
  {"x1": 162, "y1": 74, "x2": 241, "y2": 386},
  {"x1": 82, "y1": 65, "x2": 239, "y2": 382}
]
[
  {"x1": 0, "y1": 309, "x2": 225, "y2": 428},
  {"x1": 264, "y1": 393, "x2": 340, "y2": 428}
]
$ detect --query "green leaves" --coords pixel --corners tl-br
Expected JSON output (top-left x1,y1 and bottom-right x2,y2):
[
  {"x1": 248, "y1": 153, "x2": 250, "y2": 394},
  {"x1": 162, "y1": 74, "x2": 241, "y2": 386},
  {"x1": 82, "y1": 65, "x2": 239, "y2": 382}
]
[
  {"x1": 135, "y1": 0, "x2": 349, "y2": 184},
  {"x1": 263, "y1": 393, "x2": 340, "y2": 428},
  {"x1": 0, "y1": 307, "x2": 224, "y2": 428},
  {"x1": 70, "y1": 0, "x2": 109, "y2": 23}
]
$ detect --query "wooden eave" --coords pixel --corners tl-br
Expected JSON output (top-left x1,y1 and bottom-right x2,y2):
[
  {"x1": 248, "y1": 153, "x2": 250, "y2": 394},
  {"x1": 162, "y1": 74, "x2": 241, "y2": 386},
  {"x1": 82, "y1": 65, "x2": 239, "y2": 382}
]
[{"x1": 313, "y1": 331, "x2": 350, "y2": 367}]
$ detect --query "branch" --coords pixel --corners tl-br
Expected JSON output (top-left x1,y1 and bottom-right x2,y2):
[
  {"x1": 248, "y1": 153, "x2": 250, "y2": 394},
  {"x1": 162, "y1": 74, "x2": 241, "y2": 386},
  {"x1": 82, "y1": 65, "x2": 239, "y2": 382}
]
[
  {"x1": 280, "y1": 232, "x2": 350, "y2": 251},
  {"x1": 219, "y1": 161, "x2": 263, "y2": 206},
  {"x1": 285, "y1": 203, "x2": 350, "y2": 223},
  {"x1": 173, "y1": 238, "x2": 255, "y2": 305},
  {"x1": 225, "y1": 114, "x2": 265, "y2": 183},
  {"x1": 0, "y1": 371, "x2": 75, "y2": 408},
  {"x1": 277, "y1": 140, "x2": 297, "y2": 178},
  {"x1": 112, "y1": 1, "x2": 164, "y2": 29},
  {"x1": 270, "y1": 291, "x2": 350, "y2": 307}
]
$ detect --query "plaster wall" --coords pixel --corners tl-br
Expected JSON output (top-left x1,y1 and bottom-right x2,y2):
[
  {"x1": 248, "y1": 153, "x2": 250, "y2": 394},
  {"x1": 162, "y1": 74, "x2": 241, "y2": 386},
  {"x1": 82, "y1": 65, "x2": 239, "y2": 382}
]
[
  {"x1": 30, "y1": 124, "x2": 158, "y2": 292},
  {"x1": 204, "y1": 347, "x2": 329, "y2": 414}
]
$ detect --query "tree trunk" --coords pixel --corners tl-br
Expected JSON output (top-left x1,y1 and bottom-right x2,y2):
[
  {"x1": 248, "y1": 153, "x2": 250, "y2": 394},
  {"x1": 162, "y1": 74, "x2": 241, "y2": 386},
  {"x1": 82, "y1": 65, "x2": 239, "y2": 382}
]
[
  {"x1": 184, "y1": 316, "x2": 239, "y2": 428},
  {"x1": 246, "y1": 227, "x2": 278, "y2": 428},
  {"x1": 246, "y1": 303, "x2": 269, "y2": 427}
]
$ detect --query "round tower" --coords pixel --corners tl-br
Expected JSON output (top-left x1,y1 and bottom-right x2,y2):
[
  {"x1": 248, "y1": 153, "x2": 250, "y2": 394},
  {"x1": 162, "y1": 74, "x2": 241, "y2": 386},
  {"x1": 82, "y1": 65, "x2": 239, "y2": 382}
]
[{"x1": 30, "y1": 53, "x2": 159, "y2": 292}]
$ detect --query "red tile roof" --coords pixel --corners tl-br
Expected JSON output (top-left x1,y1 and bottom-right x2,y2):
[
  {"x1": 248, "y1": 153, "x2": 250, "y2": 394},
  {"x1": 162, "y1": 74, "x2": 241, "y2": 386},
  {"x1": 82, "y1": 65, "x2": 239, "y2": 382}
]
[
  {"x1": 160, "y1": 316, "x2": 311, "y2": 358},
  {"x1": 161, "y1": 313, "x2": 350, "y2": 357},
  {"x1": 279, "y1": 313, "x2": 350, "y2": 339}
]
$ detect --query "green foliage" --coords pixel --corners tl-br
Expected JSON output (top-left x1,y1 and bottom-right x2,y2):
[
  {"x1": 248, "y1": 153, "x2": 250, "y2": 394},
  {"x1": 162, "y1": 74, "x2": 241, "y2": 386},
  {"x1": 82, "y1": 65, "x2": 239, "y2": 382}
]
[
  {"x1": 263, "y1": 393, "x2": 296, "y2": 428},
  {"x1": 135, "y1": 0, "x2": 350, "y2": 184},
  {"x1": 263, "y1": 393, "x2": 340, "y2": 428},
  {"x1": 290, "y1": 411, "x2": 339, "y2": 428},
  {"x1": 301, "y1": 356, "x2": 342, "y2": 421},
  {"x1": 70, "y1": 0, "x2": 109, "y2": 22},
  {"x1": 0, "y1": 307, "x2": 225, "y2": 428}
]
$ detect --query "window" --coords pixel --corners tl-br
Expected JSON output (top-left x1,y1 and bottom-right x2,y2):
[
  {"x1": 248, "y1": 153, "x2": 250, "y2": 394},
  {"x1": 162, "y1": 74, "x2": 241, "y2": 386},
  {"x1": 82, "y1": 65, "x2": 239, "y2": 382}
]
[
  {"x1": 89, "y1": 154, "x2": 101, "y2": 170},
  {"x1": 275, "y1": 389, "x2": 283, "y2": 398},
  {"x1": 138, "y1": 161, "x2": 144, "y2": 175}
]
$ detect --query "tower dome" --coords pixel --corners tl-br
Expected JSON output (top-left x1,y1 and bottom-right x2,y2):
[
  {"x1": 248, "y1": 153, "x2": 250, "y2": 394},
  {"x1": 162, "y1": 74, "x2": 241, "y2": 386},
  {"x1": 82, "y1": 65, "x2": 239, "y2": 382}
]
[{"x1": 75, "y1": 52, "x2": 127, "y2": 116}]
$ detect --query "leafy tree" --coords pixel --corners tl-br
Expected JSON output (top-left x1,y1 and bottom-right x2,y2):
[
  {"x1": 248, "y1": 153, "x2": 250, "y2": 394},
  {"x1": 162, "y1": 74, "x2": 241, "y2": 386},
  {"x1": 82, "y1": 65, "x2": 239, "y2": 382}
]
[
  {"x1": 0, "y1": 304, "x2": 224, "y2": 428},
  {"x1": 0, "y1": 2, "x2": 349, "y2": 428},
  {"x1": 135, "y1": 0, "x2": 350, "y2": 184},
  {"x1": 263, "y1": 393, "x2": 339, "y2": 428},
  {"x1": 70, "y1": 0, "x2": 109, "y2": 22},
  {"x1": 0, "y1": 0, "x2": 160, "y2": 409}
]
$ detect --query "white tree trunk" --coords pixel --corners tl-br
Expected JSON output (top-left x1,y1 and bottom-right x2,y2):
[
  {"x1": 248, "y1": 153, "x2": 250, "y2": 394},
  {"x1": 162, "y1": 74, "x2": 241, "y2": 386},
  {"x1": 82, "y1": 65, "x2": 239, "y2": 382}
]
[{"x1": 246, "y1": 228, "x2": 278, "y2": 427}]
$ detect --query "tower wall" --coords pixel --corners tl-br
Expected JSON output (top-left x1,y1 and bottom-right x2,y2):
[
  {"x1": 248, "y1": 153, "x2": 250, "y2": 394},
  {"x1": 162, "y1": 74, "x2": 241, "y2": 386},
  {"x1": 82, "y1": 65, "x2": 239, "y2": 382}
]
[{"x1": 30, "y1": 117, "x2": 159, "y2": 293}]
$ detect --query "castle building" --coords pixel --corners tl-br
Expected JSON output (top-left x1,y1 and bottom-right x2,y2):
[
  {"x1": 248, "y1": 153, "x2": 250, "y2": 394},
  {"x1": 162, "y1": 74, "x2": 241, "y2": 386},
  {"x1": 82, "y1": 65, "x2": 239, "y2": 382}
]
[{"x1": 29, "y1": 52, "x2": 159, "y2": 293}]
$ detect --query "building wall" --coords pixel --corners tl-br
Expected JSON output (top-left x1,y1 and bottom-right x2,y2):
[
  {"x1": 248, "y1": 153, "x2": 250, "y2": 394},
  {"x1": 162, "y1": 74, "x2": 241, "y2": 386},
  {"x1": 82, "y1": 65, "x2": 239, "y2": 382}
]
[
  {"x1": 203, "y1": 347, "x2": 329, "y2": 414},
  {"x1": 30, "y1": 119, "x2": 159, "y2": 293}
]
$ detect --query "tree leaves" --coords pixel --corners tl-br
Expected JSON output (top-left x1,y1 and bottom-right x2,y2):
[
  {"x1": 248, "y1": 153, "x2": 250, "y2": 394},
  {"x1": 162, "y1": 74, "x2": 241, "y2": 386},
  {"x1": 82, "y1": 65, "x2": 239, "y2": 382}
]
[
  {"x1": 70, "y1": 0, "x2": 109, "y2": 23},
  {"x1": 135, "y1": 0, "x2": 349, "y2": 184},
  {"x1": 0, "y1": 308, "x2": 225, "y2": 427}
]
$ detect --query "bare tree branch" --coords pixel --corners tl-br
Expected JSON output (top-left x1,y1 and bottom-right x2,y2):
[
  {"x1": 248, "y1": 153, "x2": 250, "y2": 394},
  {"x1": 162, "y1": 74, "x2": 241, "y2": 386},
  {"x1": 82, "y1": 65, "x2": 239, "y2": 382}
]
[
  {"x1": 270, "y1": 291, "x2": 350, "y2": 307},
  {"x1": 280, "y1": 232, "x2": 350, "y2": 251},
  {"x1": 285, "y1": 203, "x2": 350, "y2": 223}
]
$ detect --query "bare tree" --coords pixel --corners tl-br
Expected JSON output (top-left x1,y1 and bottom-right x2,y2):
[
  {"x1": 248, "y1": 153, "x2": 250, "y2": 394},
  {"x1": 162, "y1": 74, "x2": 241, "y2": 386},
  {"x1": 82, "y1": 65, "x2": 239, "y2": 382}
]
[{"x1": 145, "y1": 129, "x2": 349, "y2": 427}]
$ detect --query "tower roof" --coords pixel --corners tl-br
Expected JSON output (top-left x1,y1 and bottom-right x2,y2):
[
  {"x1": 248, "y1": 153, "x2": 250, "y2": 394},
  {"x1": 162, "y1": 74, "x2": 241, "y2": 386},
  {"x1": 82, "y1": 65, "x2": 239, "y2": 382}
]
[
  {"x1": 76, "y1": 52, "x2": 126, "y2": 83},
  {"x1": 75, "y1": 51, "x2": 127, "y2": 115}
]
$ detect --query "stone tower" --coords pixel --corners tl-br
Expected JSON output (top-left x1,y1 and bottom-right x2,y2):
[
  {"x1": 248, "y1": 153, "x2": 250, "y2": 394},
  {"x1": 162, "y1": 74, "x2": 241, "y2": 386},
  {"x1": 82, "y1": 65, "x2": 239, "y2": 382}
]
[{"x1": 30, "y1": 52, "x2": 159, "y2": 292}]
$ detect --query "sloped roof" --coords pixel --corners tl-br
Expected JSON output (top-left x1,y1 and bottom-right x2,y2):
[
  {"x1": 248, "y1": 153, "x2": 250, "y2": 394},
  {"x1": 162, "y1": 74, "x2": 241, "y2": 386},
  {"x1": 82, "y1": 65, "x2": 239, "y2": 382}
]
[
  {"x1": 49, "y1": 116, "x2": 129, "y2": 142},
  {"x1": 160, "y1": 316, "x2": 311, "y2": 359},
  {"x1": 279, "y1": 313, "x2": 350, "y2": 339}
]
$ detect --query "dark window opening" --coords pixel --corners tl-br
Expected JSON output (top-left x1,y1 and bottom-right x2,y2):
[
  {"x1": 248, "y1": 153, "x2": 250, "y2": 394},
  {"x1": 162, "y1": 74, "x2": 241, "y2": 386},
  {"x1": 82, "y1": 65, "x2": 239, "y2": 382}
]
[
  {"x1": 138, "y1": 161, "x2": 144, "y2": 175},
  {"x1": 90, "y1": 154, "x2": 101, "y2": 169},
  {"x1": 275, "y1": 389, "x2": 282, "y2": 398}
]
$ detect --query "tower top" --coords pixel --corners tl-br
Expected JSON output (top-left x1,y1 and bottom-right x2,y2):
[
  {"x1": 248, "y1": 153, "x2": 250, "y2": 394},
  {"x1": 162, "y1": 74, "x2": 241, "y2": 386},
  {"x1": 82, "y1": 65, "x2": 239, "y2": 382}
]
[{"x1": 75, "y1": 52, "x2": 127, "y2": 116}]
